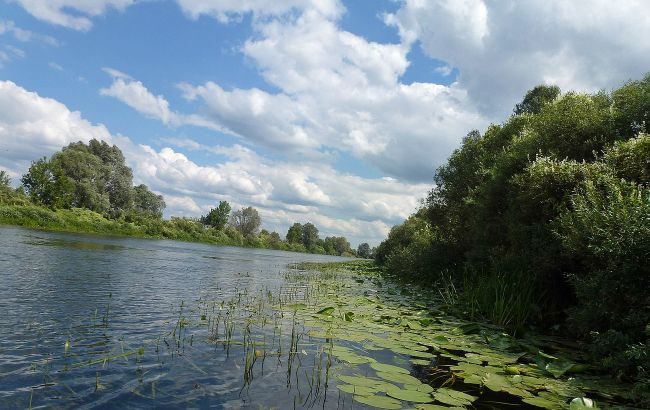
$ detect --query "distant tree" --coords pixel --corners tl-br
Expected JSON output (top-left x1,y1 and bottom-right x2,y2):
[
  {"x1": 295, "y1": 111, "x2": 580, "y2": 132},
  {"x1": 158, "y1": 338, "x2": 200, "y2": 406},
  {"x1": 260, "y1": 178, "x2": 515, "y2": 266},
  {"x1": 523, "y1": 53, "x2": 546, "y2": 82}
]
[
  {"x1": 133, "y1": 184, "x2": 165, "y2": 218},
  {"x1": 201, "y1": 200, "x2": 231, "y2": 230},
  {"x1": 0, "y1": 170, "x2": 10, "y2": 187},
  {"x1": 286, "y1": 222, "x2": 303, "y2": 244},
  {"x1": 21, "y1": 157, "x2": 74, "y2": 208},
  {"x1": 268, "y1": 231, "x2": 282, "y2": 248},
  {"x1": 302, "y1": 222, "x2": 319, "y2": 250},
  {"x1": 357, "y1": 242, "x2": 371, "y2": 258},
  {"x1": 229, "y1": 206, "x2": 261, "y2": 237},
  {"x1": 514, "y1": 84, "x2": 561, "y2": 115},
  {"x1": 88, "y1": 139, "x2": 135, "y2": 214}
]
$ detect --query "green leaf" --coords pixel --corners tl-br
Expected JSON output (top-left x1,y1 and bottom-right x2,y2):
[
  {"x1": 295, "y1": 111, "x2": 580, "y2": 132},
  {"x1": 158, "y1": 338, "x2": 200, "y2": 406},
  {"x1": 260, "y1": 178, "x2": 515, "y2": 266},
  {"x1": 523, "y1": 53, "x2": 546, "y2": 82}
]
[
  {"x1": 386, "y1": 386, "x2": 433, "y2": 403},
  {"x1": 316, "y1": 306, "x2": 335, "y2": 315},
  {"x1": 353, "y1": 394, "x2": 403, "y2": 409},
  {"x1": 433, "y1": 387, "x2": 478, "y2": 407},
  {"x1": 376, "y1": 371, "x2": 422, "y2": 385},
  {"x1": 337, "y1": 384, "x2": 377, "y2": 396}
]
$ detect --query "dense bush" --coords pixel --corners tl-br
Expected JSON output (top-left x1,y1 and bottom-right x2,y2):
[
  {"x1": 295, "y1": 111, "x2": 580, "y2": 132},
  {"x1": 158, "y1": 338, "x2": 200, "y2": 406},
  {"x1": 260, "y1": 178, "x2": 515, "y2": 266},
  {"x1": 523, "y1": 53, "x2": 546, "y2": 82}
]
[{"x1": 375, "y1": 74, "x2": 650, "y2": 381}]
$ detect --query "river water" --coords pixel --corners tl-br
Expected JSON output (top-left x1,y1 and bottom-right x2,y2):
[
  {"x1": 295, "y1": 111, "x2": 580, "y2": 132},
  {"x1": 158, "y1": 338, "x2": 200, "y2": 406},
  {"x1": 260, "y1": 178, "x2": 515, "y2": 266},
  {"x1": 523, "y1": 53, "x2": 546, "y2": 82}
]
[{"x1": 0, "y1": 226, "x2": 348, "y2": 409}]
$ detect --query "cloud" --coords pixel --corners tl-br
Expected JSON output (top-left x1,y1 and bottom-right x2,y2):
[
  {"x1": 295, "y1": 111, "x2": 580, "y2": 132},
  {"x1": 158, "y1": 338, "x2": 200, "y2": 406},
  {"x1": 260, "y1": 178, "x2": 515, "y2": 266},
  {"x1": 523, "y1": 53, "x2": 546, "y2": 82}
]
[
  {"x1": 0, "y1": 19, "x2": 59, "y2": 45},
  {"x1": 14, "y1": 0, "x2": 135, "y2": 31},
  {"x1": 0, "y1": 80, "x2": 426, "y2": 245},
  {"x1": 107, "y1": 9, "x2": 488, "y2": 182},
  {"x1": 100, "y1": 68, "x2": 180, "y2": 125},
  {"x1": 176, "y1": 0, "x2": 344, "y2": 22},
  {"x1": 388, "y1": 0, "x2": 650, "y2": 116}
]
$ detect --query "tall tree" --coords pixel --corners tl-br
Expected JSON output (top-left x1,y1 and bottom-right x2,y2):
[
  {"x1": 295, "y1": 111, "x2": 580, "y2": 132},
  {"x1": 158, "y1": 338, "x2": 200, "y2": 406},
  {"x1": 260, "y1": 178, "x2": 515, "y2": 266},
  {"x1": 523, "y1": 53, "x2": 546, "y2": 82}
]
[
  {"x1": 286, "y1": 222, "x2": 303, "y2": 244},
  {"x1": 229, "y1": 206, "x2": 261, "y2": 237},
  {"x1": 201, "y1": 201, "x2": 231, "y2": 230},
  {"x1": 21, "y1": 158, "x2": 74, "y2": 208},
  {"x1": 133, "y1": 184, "x2": 165, "y2": 218},
  {"x1": 0, "y1": 170, "x2": 10, "y2": 187},
  {"x1": 513, "y1": 84, "x2": 561, "y2": 115},
  {"x1": 357, "y1": 242, "x2": 371, "y2": 258},
  {"x1": 301, "y1": 222, "x2": 319, "y2": 250}
]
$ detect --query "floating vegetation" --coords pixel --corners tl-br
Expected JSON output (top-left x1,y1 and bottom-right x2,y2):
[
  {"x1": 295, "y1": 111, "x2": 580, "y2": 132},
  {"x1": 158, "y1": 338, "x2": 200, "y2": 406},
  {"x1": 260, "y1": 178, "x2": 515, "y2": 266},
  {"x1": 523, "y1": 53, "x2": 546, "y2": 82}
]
[{"x1": 10, "y1": 259, "x2": 641, "y2": 409}]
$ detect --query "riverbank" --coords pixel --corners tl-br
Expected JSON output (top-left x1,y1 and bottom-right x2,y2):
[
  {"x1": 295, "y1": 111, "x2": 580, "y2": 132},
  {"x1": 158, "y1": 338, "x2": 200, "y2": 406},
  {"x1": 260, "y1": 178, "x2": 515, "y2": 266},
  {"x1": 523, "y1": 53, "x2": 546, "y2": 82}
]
[{"x1": 0, "y1": 203, "x2": 332, "y2": 254}]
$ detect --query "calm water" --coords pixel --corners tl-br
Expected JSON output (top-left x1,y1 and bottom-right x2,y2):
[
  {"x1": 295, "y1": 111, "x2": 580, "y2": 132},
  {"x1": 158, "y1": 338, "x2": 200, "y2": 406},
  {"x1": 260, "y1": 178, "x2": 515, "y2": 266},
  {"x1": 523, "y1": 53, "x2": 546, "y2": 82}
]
[{"x1": 0, "y1": 226, "x2": 349, "y2": 409}]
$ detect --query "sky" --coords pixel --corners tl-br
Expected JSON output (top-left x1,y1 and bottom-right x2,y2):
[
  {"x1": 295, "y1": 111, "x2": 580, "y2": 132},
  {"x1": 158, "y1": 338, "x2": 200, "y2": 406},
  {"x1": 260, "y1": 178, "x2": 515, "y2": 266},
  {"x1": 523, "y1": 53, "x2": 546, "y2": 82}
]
[{"x1": 1, "y1": 0, "x2": 649, "y2": 247}]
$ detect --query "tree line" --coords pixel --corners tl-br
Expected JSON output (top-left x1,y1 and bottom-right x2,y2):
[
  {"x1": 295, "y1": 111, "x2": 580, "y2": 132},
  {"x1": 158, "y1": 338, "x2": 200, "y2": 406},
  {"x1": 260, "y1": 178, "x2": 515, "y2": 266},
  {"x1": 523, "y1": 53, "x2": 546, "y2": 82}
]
[
  {"x1": 374, "y1": 74, "x2": 650, "y2": 387},
  {"x1": 0, "y1": 141, "x2": 368, "y2": 257}
]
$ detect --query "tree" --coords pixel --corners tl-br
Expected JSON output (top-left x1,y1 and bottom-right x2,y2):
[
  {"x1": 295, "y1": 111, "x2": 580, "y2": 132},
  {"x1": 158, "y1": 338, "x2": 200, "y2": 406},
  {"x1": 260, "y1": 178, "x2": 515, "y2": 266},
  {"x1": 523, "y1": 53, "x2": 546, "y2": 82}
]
[
  {"x1": 514, "y1": 84, "x2": 561, "y2": 115},
  {"x1": 88, "y1": 139, "x2": 135, "y2": 214},
  {"x1": 201, "y1": 201, "x2": 231, "y2": 230},
  {"x1": 0, "y1": 170, "x2": 10, "y2": 187},
  {"x1": 21, "y1": 157, "x2": 74, "y2": 208},
  {"x1": 357, "y1": 242, "x2": 371, "y2": 258},
  {"x1": 301, "y1": 222, "x2": 319, "y2": 250},
  {"x1": 229, "y1": 206, "x2": 261, "y2": 237},
  {"x1": 133, "y1": 184, "x2": 165, "y2": 218},
  {"x1": 286, "y1": 223, "x2": 303, "y2": 244}
]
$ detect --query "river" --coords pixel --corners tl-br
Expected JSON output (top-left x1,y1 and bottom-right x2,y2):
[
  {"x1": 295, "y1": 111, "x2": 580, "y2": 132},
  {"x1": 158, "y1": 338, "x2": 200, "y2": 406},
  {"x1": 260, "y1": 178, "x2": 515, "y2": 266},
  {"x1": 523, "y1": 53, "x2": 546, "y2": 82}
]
[{"x1": 0, "y1": 226, "x2": 347, "y2": 409}]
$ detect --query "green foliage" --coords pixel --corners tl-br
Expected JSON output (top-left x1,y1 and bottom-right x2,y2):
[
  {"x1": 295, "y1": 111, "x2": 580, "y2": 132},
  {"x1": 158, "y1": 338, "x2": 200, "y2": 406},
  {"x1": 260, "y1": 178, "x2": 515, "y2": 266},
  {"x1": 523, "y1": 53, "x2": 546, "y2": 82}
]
[
  {"x1": 201, "y1": 200, "x2": 231, "y2": 230},
  {"x1": 286, "y1": 222, "x2": 303, "y2": 244},
  {"x1": 375, "y1": 73, "x2": 650, "y2": 382},
  {"x1": 229, "y1": 206, "x2": 261, "y2": 237},
  {"x1": 357, "y1": 242, "x2": 371, "y2": 258},
  {"x1": 514, "y1": 84, "x2": 561, "y2": 115},
  {"x1": 132, "y1": 184, "x2": 165, "y2": 218},
  {"x1": 22, "y1": 157, "x2": 74, "y2": 208},
  {"x1": 557, "y1": 177, "x2": 650, "y2": 354},
  {"x1": 301, "y1": 222, "x2": 319, "y2": 251}
]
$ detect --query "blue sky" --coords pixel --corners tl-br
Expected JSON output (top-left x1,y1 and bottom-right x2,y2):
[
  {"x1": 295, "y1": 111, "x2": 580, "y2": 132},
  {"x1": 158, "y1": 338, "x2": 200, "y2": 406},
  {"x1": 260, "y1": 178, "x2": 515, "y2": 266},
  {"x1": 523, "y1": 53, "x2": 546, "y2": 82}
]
[{"x1": 1, "y1": 0, "x2": 649, "y2": 246}]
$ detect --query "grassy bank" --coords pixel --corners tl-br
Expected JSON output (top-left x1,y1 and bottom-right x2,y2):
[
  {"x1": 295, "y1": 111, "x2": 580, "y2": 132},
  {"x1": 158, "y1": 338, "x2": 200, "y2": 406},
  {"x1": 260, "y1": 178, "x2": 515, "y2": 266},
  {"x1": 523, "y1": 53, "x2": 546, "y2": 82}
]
[{"x1": 0, "y1": 203, "x2": 317, "y2": 252}]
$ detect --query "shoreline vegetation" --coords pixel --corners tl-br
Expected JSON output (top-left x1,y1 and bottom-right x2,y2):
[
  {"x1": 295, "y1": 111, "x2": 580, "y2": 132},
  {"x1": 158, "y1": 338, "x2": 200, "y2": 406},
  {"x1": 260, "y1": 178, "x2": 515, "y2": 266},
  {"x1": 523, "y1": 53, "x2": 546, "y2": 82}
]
[
  {"x1": 0, "y1": 140, "x2": 366, "y2": 257},
  {"x1": 373, "y1": 74, "x2": 650, "y2": 403}
]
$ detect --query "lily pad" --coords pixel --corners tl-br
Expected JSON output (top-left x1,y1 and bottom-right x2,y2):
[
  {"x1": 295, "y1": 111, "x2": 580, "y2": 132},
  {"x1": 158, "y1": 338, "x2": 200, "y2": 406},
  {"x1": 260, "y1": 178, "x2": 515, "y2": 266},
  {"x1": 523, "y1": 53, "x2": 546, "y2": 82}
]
[
  {"x1": 385, "y1": 386, "x2": 433, "y2": 403},
  {"x1": 337, "y1": 384, "x2": 377, "y2": 396},
  {"x1": 433, "y1": 387, "x2": 478, "y2": 407},
  {"x1": 353, "y1": 394, "x2": 403, "y2": 409},
  {"x1": 376, "y1": 371, "x2": 422, "y2": 385}
]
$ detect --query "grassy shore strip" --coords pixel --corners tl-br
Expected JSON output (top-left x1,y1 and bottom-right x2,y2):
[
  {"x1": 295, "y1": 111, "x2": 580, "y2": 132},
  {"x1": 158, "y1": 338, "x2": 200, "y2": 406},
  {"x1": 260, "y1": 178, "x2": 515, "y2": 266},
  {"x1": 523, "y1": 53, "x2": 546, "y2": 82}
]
[{"x1": 0, "y1": 204, "x2": 312, "y2": 251}]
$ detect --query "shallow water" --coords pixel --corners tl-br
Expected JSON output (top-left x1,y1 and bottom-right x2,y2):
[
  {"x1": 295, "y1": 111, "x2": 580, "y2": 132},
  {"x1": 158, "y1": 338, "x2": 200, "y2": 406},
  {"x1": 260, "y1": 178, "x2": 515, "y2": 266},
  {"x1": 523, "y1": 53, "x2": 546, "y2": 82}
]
[
  {"x1": 0, "y1": 226, "x2": 348, "y2": 409},
  {"x1": 0, "y1": 226, "x2": 635, "y2": 410}
]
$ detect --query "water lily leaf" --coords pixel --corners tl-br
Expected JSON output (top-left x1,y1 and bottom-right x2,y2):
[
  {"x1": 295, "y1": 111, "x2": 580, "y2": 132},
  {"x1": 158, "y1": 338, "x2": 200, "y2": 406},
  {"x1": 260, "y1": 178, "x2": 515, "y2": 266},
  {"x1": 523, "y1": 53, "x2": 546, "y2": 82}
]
[
  {"x1": 392, "y1": 347, "x2": 435, "y2": 359},
  {"x1": 371, "y1": 362, "x2": 411, "y2": 374},
  {"x1": 316, "y1": 306, "x2": 335, "y2": 315},
  {"x1": 545, "y1": 358, "x2": 578, "y2": 378},
  {"x1": 338, "y1": 375, "x2": 384, "y2": 388},
  {"x1": 386, "y1": 386, "x2": 433, "y2": 403},
  {"x1": 523, "y1": 393, "x2": 566, "y2": 409},
  {"x1": 337, "y1": 384, "x2": 377, "y2": 396},
  {"x1": 416, "y1": 405, "x2": 465, "y2": 410},
  {"x1": 334, "y1": 351, "x2": 375, "y2": 364},
  {"x1": 482, "y1": 373, "x2": 533, "y2": 398},
  {"x1": 344, "y1": 311, "x2": 355, "y2": 322},
  {"x1": 406, "y1": 321, "x2": 423, "y2": 330},
  {"x1": 353, "y1": 394, "x2": 403, "y2": 409},
  {"x1": 411, "y1": 359, "x2": 430, "y2": 366},
  {"x1": 433, "y1": 387, "x2": 477, "y2": 407},
  {"x1": 376, "y1": 371, "x2": 422, "y2": 385},
  {"x1": 405, "y1": 383, "x2": 434, "y2": 394}
]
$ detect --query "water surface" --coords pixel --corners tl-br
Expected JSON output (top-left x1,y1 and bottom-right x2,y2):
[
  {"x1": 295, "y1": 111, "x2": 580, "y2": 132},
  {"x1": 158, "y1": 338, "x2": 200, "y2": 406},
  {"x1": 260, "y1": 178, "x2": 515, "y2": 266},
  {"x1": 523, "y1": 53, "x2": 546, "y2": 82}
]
[{"x1": 0, "y1": 226, "x2": 347, "y2": 409}]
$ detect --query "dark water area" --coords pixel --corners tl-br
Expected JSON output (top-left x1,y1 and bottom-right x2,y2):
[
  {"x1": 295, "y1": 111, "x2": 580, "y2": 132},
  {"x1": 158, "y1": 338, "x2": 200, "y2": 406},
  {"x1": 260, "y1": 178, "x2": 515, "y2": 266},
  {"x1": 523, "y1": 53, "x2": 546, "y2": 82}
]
[{"x1": 0, "y1": 226, "x2": 348, "y2": 409}]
